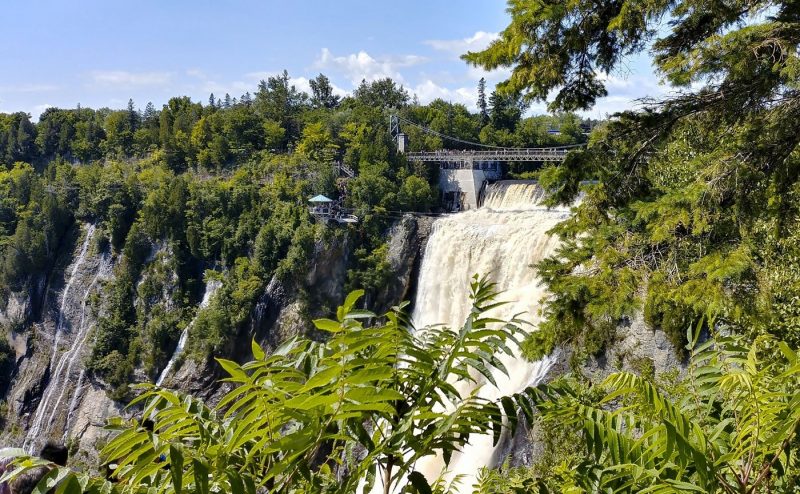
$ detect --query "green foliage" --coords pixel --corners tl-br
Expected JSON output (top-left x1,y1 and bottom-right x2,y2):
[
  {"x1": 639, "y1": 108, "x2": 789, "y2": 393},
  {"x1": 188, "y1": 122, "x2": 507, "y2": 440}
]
[
  {"x1": 398, "y1": 174, "x2": 436, "y2": 212},
  {"x1": 349, "y1": 78, "x2": 409, "y2": 110},
  {"x1": 310, "y1": 74, "x2": 341, "y2": 110},
  {"x1": 0, "y1": 161, "x2": 74, "y2": 293},
  {"x1": 189, "y1": 257, "x2": 263, "y2": 357},
  {"x1": 2, "y1": 277, "x2": 534, "y2": 494},
  {"x1": 296, "y1": 122, "x2": 338, "y2": 163},
  {"x1": 0, "y1": 113, "x2": 37, "y2": 164},
  {"x1": 471, "y1": 0, "x2": 800, "y2": 353},
  {"x1": 516, "y1": 330, "x2": 800, "y2": 493},
  {"x1": 347, "y1": 243, "x2": 392, "y2": 295}
]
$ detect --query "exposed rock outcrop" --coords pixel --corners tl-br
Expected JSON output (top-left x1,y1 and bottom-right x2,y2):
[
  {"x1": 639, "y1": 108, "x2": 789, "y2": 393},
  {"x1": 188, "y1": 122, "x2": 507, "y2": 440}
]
[
  {"x1": 506, "y1": 315, "x2": 686, "y2": 468},
  {"x1": 0, "y1": 293, "x2": 32, "y2": 332},
  {"x1": 374, "y1": 215, "x2": 434, "y2": 314},
  {"x1": 3, "y1": 210, "x2": 562, "y2": 478}
]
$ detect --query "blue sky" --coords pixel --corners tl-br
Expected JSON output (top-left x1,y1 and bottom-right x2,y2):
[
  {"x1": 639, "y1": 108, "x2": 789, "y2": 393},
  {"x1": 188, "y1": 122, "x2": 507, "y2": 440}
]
[{"x1": 0, "y1": 0, "x2": 666, "y2": 120}]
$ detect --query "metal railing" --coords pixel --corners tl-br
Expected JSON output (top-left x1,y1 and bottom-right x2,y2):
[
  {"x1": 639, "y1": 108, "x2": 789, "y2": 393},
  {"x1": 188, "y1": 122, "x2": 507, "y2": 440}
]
[{"x1": 406, "y1": 147, "x2": 572, "y2": 163}]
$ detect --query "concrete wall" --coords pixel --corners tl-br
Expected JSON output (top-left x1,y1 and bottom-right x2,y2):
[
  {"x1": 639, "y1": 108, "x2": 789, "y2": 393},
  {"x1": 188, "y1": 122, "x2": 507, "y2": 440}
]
[{"x1": 439, "y1": 166, "x2": 502, "y2": 211}]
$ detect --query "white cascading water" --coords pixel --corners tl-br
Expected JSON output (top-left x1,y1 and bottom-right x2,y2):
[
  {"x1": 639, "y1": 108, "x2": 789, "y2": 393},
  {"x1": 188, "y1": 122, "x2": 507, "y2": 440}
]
[
  {"x1": 56, "y1": 252, "x2": 113, "y2": 441},
  {"x1": 25, "y1": 224, "x2": 99, "y2": 452},
  {"x1": 410, "y1": 181, "x2": 569, "y2": 491},
  {"x1": 48, "y1": 224, "x2": 95, "y2": 364},
  {"x1": 156, "y1": 279, "x2": 222, "y2": 386}
]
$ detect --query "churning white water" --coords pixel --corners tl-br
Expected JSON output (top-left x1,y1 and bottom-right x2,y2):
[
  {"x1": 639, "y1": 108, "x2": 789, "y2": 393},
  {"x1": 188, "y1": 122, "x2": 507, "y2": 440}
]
[
  {"x1": 25, "y1": 224, "x2": 100, "y2": 452},
  {"x1": 156, "y1": 279, "x2": 222, "y2": 386},
  {"x1": 410, "y1": 181, "x2": 568, "y2": 491},
  {"x1": 480, "y1": 181, "x2": 550, "y2": 211}
]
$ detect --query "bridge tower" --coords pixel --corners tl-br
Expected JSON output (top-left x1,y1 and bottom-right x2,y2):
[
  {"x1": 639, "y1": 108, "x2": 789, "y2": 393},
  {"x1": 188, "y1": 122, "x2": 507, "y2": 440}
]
[{"x1": 389, "y1": 114, "x2": 408, "y2": 154}]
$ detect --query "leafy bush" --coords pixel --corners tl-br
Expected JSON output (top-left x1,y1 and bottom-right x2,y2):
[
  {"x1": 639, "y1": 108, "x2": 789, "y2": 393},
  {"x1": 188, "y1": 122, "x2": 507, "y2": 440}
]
[{"x1": 517, "y1": 329, "x2": 800, "y2": 492}]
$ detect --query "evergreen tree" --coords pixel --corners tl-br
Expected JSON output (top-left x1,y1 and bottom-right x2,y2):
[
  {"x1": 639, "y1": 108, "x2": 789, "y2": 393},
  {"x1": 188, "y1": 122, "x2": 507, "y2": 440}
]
[
  {"x1": 142, "y1": 102, "x2": 157, "y2": 124},
  {"x1": 14, "y1": 113, "x2": 37, "y2": 163},
  {"x1": 208, "y1": 93, "x2": 216, "y2": 108},
  {"x1": 488, "y1": 90, "x2": 526, "y2": 132},
  {"x1": 309, "y1": 73, "x2": 340, "y2": 109},
  {"x1": 254, "y1": 70, "x2": 307, "y2": 145},
  {"x1": 126, "y1": 98, "x2": 139, "y2": 132},
  {"x1": 466, "y1": 0, "x2": 800, "y2": 352},
  {"x1": 477, "y1": 77, "x2": 488, "y2": 125}
]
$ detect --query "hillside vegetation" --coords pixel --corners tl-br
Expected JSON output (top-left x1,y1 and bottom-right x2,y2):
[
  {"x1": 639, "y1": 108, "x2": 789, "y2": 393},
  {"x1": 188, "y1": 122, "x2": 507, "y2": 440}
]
[{"x1": 0, "y1": 76, "x2": 585, "y2": 395}]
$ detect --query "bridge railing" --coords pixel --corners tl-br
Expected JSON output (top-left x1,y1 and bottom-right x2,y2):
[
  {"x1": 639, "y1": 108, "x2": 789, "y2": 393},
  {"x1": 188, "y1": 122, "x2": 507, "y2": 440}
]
[{"x1": 406, "y1": 147, "x2": 572, "y2": 163}]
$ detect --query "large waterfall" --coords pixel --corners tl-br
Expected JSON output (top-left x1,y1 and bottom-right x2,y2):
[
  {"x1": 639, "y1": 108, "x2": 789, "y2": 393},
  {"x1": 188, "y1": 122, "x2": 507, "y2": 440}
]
[{"x1": 411, "y1": 181, "x2": 569, "y2": 490}]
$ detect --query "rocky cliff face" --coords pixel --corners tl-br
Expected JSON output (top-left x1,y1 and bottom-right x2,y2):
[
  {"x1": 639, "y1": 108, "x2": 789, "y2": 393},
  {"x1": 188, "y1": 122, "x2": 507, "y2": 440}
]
[
  {"x1": 0, "y1": 214, "x2": 434, "y2": 457},
  {"x1": 163, "y1": 215, "x2": 435, "y2": 406},
  {"x1": 1, "y1": 223, "x2": 119, "y2": 461},
  {"x1": 375, "y1": 215, "x2": 435, "y2": 315},
  {"x1": 505, "y1": 314, "x2": 686, "y2": 468}
]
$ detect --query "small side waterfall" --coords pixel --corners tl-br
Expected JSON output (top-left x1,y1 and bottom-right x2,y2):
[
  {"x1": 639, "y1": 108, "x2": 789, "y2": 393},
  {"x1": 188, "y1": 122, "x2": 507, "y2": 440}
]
[
  {"x1": 156, "y1": 279, "x2": 222, "y2": 386},
  {"x1": 25, "y1": 223, "x2": 102, "y2": 452},
  {"x1": 410, "y1": 181, "x2": 569, "y2": 490}
]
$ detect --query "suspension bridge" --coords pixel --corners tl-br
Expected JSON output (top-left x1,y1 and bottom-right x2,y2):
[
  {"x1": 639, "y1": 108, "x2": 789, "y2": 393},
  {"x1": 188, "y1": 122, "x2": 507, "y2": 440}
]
[
  {"x1": 405, "y1": 147, "x2": 572, "y2": 165},
  {"x1": 391, "y1": 114, "x2": 580, "y2": 165},
  {"x1": 311, "y1": 114, "x2": 585, "y2": 222},
  {"x1": 389, "y1": 115, "x2": 582, "y2": 211}
]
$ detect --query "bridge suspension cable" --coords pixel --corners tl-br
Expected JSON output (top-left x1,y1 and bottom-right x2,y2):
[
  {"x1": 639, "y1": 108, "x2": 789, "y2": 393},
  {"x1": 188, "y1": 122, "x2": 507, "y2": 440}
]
[{"x1": 393, "y1": 115, "x2": 586, "y2": 152}]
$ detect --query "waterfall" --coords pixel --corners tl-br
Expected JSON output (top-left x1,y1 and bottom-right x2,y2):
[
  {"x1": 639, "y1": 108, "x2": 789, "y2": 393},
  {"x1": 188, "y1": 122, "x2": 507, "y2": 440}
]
[
  {"x1": 410, "y1": 181, "x2": 568, "y2": 490},
  {"x1": 49, "y1": 224, "x2": 95, "y2": 364},
  {"x1": 25, "y1": 223, "x2": 100, "y2": 452},
  {"x1": 481, "y1": 181, "x2": 549, "y2": 211},
  {"x1": 156, "y1": 279, "x2": 222, "y2": 386},
  {"x1": 55, "y1": 252, "x2": 113, "y2": 440}
]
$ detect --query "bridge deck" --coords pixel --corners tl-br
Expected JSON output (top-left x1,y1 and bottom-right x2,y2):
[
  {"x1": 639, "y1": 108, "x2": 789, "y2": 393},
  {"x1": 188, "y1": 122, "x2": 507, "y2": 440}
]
[{"x1": 406, "y1": 148, "x2": 571, "y2": 163}]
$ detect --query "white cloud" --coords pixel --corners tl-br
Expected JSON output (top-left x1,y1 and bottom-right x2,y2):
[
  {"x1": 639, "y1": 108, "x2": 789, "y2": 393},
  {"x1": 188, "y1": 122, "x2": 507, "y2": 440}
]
[
  {"x1": 314, "y1": 48, "x2": 427, "y2": 85},
  {"x1": 598, "y1": 73, "x2": 634, "y2": 90},
  {"x1": 186, "y1": 69, "x2": 207, "y2": 79},
  {"x1": 0, "y1": 83, "x2": 59, "y2": 93},
  {"x1": 584, "y1": 95, "x2": 644, "y2": 118},
  {"x1": 89, "y1": 70, "x2": 173, "y2": 87},
  {"x1": 582, "y1": 69, "x2": 669, "y2": 117},
  {"x1": 424, "y1": 31, "x2": 499, "y2": 57},
  {"x1": 30, "y1": 103, "x2": 54, "y2": 121},
  {"x1": 412, "y1": 80, "x2": 476, "y2": 109},
  {"x1": 243, "y1": 71, "x2": 277, "y2": 82},
  {"x1": 196, "y1": 71, "x2": 348, "y2": 100},
  {"x1": 287, "y1": 76, "x2": 348, "y2": 98},
  {"x1": 466, "y1": 65, "x2": 513, "y2": 88},
  {"x1": 201, "y1": 79, "x2": 253, "y2": 96}
]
